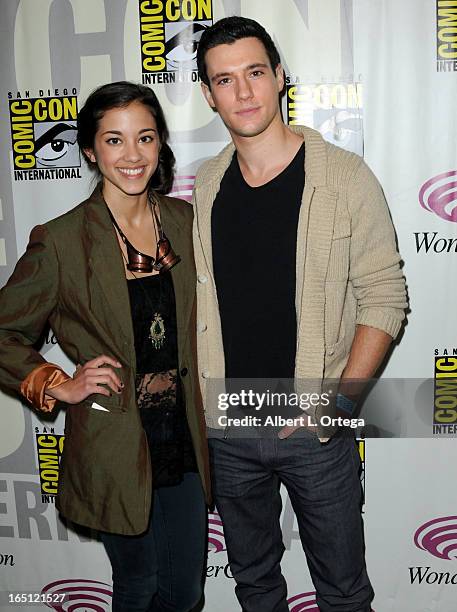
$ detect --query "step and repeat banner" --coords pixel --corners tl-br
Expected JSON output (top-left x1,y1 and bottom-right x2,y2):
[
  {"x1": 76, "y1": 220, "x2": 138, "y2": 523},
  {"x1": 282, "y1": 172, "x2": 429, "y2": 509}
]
[{"x1": 1, "y1": 1, "x2": 456, "y2": 610}]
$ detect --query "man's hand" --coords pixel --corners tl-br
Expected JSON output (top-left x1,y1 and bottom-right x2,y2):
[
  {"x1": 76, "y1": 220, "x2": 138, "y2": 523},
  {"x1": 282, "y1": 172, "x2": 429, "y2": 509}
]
[
  {"x1": 278, "y1": 325, "x2": 393, "y2": 439},
  {"x1": 46, "y1": 355, "x2": 123, "y2": 404}
]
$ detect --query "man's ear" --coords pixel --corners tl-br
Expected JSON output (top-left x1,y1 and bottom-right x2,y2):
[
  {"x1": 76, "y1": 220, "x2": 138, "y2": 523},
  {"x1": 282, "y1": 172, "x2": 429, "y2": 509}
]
[
  {"x1": 201, "y1": 81, "x2": 216, "y2": 111},
  {"x1": 275, "y1": 63, "x2": 285, "y2": 93},
  {"x1": 84, "y1": 148, "x2": 96, "y2": 163}
]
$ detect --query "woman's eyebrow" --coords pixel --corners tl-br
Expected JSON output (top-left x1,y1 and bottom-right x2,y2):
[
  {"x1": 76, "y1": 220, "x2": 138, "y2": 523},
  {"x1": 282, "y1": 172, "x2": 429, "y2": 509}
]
[{"x1": 100, "y1": 128, "x2": 157, "y2": 136}]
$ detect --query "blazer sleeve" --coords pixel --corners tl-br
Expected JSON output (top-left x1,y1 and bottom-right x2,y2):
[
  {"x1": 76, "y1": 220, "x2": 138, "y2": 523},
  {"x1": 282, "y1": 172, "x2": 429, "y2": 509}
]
[{"x1": 0, "y1": 224, "x2": 70, "y2": 412}]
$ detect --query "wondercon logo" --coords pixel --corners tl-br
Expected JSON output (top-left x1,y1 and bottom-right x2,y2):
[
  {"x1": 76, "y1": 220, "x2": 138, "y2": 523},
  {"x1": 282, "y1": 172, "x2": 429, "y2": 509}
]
[
  {"x1": 208, "y1": 510, "x2": 226, "y2": 553},
  {"x1": 41, "y1": 579, "x2": 112, "y2": 610},
  {"x1": 287, "y1": 591, "x2": 319, "y2": 611},
  {"x1": 170, "y1": 174, "x2": 195, "y2": 202},
  {"x1": 414, "y1": 516, "x2": 457, "y2": 560},
  {"x1": 419, "y1": 170, "x2": 457, "y2": 223}
]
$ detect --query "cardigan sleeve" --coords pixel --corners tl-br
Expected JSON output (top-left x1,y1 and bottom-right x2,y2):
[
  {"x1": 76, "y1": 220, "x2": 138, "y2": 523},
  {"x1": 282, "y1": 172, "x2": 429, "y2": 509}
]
[
  {"x1": 347, "y1": 159, "x2": 408, "y2": 338},
  {"x1": 0, "y1": 224, "x2": 70, "y2": 411}
]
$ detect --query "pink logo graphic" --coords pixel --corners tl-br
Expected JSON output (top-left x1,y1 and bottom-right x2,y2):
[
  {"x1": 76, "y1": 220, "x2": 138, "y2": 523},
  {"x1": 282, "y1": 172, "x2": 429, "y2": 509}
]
[
  {"x1": 208, "y1": 510, "x2": 226, "y2": 553},
  {"x1": 287, "y1": 591, "x2": 319, "y2": 611},
  {"x1": 419, "y1": 170, "x2": 457, "y2": 222},
  {"x1": 42, "y1": 579, "x2": 112, "y2": 611},
  {"x1": 414, "y1": 516, "x2": 457, "y2": 560},
  {"x1": 170, "y1": 175, "x2": 196, "y2": 202}
]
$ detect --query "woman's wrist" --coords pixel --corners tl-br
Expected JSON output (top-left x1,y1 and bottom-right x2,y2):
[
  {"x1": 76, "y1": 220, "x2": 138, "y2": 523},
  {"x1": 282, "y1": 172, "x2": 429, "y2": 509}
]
[{"x1": 21, "y1": 364, "x2": 71, "y2": 412}]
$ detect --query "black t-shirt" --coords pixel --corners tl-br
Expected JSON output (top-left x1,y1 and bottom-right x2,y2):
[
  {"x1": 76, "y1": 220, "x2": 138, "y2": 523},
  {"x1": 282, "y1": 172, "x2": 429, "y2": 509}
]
[{"x1": 211, "y1": 144, "x2": 305, "y2": 380}]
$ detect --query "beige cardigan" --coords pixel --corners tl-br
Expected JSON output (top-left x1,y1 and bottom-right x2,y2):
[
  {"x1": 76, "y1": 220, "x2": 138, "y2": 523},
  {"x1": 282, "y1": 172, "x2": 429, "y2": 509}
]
[{"x1": 192, "y1": 125, "x2": 407, "y2": 429}]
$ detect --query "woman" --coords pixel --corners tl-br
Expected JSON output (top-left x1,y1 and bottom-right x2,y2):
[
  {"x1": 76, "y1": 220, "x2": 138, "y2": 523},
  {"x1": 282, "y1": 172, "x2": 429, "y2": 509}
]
[{"x1": 0, "y1": 82, "x2": 210, "y2": 611}]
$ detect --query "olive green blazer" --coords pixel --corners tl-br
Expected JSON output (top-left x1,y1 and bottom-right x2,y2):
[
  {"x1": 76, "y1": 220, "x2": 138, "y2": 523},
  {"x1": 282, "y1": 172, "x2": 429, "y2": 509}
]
[{"x1": 0, "y1": 186, "x2": 210, "y2": 535}]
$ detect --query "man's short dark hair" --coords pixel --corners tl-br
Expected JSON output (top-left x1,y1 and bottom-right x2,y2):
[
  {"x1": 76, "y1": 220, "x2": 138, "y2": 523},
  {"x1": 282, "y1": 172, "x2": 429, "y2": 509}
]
[{"x1": 197, "y1": 16, "x2": 281, "y2": 88}]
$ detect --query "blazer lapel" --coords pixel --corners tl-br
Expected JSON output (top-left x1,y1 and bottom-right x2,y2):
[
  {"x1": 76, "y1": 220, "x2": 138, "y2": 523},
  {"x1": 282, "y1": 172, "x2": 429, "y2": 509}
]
[
  {"x1": 158, "y1": 195, "x2": 195, "y2": 345},
  {"x1": 83, "y1": 187, "x2": 135, "y2": 361}
]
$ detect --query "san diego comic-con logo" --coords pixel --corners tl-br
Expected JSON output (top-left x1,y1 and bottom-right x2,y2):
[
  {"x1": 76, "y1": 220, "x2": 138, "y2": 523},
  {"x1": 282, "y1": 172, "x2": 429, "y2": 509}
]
[
  {"x1": 285, "y1": 81, "x2": 364, "y2": 155},
  {"x1": 409, "y1": 517, "x2": 457, "y2": 586},
  {"x1": 8, "y1": 88, "x2": 81, "y2": 181},
  {"x1": 436, "y1": 0, "x2": 457, "y2": 72},
  {"x1": 414, "y1": 172, "x2": 457, "y2": 254},
  {"x1": 433, "y1": 351, "x2": 457, "y2": 434},
  {"x1": 356, "y1": 439, "x2": 366, "y2": 508},
  {"x1": 35, "y1": 427, "x2": 65, "y2": 502},
  {"x1": 41, "y1": 579, "x2": 112, "y2": 611},
  {"x1": 139, "y1": 0, "x2": 213, "y2": 85}
]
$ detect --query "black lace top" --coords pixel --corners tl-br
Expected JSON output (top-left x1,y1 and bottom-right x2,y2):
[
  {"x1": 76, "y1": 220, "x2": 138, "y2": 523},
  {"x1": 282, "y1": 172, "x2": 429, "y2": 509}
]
[{"x1": 127, "y1": 273, "x2": 197, "y2": 488}]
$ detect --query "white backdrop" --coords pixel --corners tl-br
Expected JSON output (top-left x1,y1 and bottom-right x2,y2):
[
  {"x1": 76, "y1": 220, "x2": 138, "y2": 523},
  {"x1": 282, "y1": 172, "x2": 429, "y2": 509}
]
[{"x1": 1, "y1": 1, "x2": 457, "y2": 610}]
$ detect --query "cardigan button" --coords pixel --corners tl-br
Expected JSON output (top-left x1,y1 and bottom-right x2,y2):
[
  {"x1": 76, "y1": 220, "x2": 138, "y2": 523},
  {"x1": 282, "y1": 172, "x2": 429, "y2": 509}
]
[
  {"x1": 197, "y1": 274, "x2": 208, "y2": 283},
  {"x1": 201, "y1": 369, "x2": 210, "y2": 379},
  {"x1": 197, "y1": 321, "x2": 207, "y2": 333},
  {"x1": 180, "y1": 367, "x2": 188, "y2": 377}
]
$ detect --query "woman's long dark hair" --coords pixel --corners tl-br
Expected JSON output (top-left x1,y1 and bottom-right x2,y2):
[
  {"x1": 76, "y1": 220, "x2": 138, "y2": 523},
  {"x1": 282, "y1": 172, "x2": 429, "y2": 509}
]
[{"x1": 77, "y1": 81, "x2": 175, "y2": 194}]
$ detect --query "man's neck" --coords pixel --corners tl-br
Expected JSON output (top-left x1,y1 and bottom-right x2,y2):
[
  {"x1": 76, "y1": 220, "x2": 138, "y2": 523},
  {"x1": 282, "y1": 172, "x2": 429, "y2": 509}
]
[{"x1": 232, "y1": 117, "x2": 304, "y2": 188}]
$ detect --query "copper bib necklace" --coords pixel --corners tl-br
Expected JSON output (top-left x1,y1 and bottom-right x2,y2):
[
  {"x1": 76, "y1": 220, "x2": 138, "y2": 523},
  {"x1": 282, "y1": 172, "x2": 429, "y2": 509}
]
[{"x1": 106, "y1": 194, "x2": 180, "y2": 274}]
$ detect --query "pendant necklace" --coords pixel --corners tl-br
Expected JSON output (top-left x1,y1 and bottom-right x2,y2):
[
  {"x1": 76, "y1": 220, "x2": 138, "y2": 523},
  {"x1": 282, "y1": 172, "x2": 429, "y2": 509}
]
[
  {"x1": 107, "y1": 195, "x2": 170, "y2": 350},
  {"x1": 119, "y1": 244, "x2": 167, "y2": 351}
]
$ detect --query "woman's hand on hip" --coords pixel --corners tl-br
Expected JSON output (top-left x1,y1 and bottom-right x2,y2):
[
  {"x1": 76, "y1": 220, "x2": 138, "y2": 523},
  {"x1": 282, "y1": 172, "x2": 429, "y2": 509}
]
[{"x1": 46, "y1": 355, "x2": 123, "y2": 404}]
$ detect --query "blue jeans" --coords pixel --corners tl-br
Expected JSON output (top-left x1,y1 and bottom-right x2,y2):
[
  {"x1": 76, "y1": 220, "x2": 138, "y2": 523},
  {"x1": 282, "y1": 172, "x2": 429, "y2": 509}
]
[
  {"x1": 209, "y1": 435, "x2": 374, "y2": 612},
  {"x1": 100, "y1": 473, "x2": 206, "y2": 612}
]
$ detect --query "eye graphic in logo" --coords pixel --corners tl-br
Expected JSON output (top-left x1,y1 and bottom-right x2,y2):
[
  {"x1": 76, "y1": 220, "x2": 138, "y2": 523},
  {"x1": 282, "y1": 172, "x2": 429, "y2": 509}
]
[
  {"x1": 41, "y1": 579, "x2": 112, "y2": 611},
  {"x1": 318, "y1": 110, "x2": 363, "y2": 149},
  {"x1": 165, "y1": 22, "x2": 209, "y2": 71},
  {"x1": 34, "y1": 122, "x2": 79, "y2": 169},
  {"x1": 287, "y1": 591, "x2": 319, "y2": 611},
  {"x1": 208, "y1": 510, "x2": 226, "y2": 553},
  {"x1": 419, "y1": 170, "x2": 457, "y2": 223},
  {"x1": 170, "y1": 175, "x2": 195, "y2": 202},
  {"x1": 414, "y1": 516, "x2": 457, "y2": 560}
]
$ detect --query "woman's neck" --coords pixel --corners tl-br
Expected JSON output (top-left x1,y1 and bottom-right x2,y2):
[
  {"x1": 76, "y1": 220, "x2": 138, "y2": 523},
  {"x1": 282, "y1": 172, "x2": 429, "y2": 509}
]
[{"x1": 102, "y1": 183, "x2": 151, "y2": 228}]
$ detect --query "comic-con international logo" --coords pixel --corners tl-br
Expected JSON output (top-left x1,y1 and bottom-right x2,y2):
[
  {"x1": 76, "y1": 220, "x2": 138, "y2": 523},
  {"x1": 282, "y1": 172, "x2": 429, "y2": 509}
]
[
  {"x1": 437, "y1": 0, "x2": 457, "y2": 72},
  {"x1": 8, "y1": 89, "x2": 81, "y2": 181},
  {"x1": 286, "y1": 82, "x2": 363, "y2": 155},
  {"x1": 414, "y1": 171, "x2": 457, "y2": 254},
  {"x1": 357, "y1": 439, "x2": 366, "y2": 508},
  {"x1": 35, "y1": 428, "x2": 65, "y2": 502},
  {"x1": 433, "y1": 351, "x2": 457, "y2": 434},
  {"x1": 139, "y1": 0, "x2": 213, "y2": 85},
  {"x1": 409, "y1": 517, "x2": 457, "y2": 586}
]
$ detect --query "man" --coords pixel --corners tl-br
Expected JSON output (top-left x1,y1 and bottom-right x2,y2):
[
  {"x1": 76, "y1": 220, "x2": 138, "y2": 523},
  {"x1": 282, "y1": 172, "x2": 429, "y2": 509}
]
[{"x1": 192, "y1": 16, "x2": 407, "y2": 612}]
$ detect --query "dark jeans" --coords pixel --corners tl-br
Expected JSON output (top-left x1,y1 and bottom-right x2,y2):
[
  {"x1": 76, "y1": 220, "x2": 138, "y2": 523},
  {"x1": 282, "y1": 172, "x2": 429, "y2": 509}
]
[
  {"x1": 209, "y1": 435, "x2": 374, "y2": 612},
  {"x1": 100, "y1": 472, "x2": 206, "y2": 612}
]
